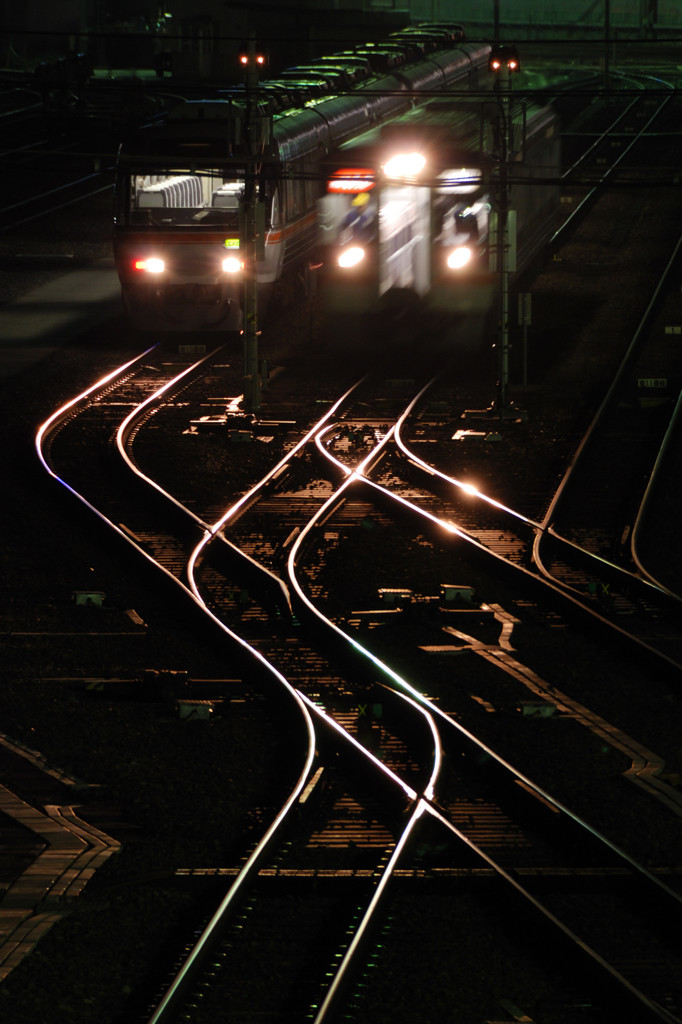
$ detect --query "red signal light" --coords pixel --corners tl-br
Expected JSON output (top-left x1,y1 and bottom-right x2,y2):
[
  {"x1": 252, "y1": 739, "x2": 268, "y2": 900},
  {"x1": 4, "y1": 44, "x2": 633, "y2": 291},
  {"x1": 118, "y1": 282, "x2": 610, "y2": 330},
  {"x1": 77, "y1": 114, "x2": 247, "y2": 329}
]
[
  {"x1": 489, "y1": 45, "x2": 520, "y2": 73},
  {"x1": 238, "y1": 42, "x2": 267, "y2": 68}
]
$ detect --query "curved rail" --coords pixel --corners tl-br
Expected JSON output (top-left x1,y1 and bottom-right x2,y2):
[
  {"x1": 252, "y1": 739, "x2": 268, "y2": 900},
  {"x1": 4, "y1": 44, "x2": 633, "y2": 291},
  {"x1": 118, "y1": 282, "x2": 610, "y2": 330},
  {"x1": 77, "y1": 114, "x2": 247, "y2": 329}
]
[
  {"x1": 34, "y1": 342, "x2": 682, "y2": 1023},
  {"x1": 630, "y1": 386, "x2": 682, "y2": 599},
  {"x1": 285, "y1": 394, "x2": 682, "y2": 1022},
  {"x1": 35, "y1": 348, "x2": 320, "y2": 1024},
  {"x1": 532, "y1": 225, "x2": 682, "y2": 603}
]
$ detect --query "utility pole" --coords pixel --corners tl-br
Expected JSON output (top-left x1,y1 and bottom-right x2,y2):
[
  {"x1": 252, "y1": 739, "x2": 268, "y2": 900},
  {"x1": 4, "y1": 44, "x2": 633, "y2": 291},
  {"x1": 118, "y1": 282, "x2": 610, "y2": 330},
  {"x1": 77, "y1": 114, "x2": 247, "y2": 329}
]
[
  {"x1": 239, "y1": 35, "x2": 266, "y2": 415},
  {"x1": 603, "y1": 0, "x2": 611, "y2": 90},
  {"x1": 496, "y1": 62, "x2": 511, "y2": 414}
]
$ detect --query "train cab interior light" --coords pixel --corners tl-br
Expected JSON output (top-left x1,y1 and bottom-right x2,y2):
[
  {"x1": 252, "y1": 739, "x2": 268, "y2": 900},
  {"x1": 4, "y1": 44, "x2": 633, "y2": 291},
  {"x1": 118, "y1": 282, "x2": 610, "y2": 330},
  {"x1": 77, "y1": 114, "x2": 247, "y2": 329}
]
[{"x1": 133, "y1": 258, "x2": 165, "y2": 274}]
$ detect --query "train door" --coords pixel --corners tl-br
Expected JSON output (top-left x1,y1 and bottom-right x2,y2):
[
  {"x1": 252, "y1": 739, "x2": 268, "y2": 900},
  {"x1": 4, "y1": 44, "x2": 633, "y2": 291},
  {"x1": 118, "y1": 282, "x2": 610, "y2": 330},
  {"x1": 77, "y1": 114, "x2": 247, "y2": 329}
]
[{"x1": 378, "y1": 184, "x2": 430, "y2": 300}]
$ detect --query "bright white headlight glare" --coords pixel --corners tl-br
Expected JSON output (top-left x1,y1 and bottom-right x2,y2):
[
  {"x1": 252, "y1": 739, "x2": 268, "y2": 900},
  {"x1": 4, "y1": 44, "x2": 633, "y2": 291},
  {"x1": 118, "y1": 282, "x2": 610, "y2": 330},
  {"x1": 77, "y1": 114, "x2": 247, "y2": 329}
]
[
  {"x1": 382, "y1": 152, "x2": 426, "y2": 179},
  {"x1": 134, "y1": 257, "x2": 165, "y2": 274},
  {"x1": 447, "y1": 246, "x2": 472, "y2": 270},
  {"x1": 222, "y1": 256, "x2": 243, "y2": 274},
  {"x1": 338, "y1": 246, "x2": 365, "y2": 269}
]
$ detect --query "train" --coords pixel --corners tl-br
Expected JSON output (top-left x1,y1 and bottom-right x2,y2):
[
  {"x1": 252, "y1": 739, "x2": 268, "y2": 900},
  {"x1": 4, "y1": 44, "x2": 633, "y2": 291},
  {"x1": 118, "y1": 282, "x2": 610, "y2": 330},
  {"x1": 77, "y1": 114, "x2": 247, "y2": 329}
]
[
  {"x1": 112, "y1": 27, "x2": 491, "y2": 333},
  {"x1": 316, "y1": 91, "x2": 561, "y2": 329}
]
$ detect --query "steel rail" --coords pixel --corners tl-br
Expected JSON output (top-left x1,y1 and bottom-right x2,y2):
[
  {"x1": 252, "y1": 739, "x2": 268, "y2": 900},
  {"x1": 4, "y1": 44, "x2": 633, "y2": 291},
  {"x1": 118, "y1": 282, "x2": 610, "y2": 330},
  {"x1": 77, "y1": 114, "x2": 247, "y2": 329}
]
[
  {"x1": 36, "y1": 350, "x2": 682, "y2": 1023},
  {"x1": 287, "y1": 402, "x2": 682, "y2": 1023},
  {"x1": 114, "y1": 344, "x2": 293, "y2": 611},
  {"x1": 318, "y1": 375, "x2": 682, "y2": 674},
  {"x1": 35, "y1": 347, "x2": 319, "y2": 1024},
  {"x1": 550, "y1": 82, "x2": 674, "y2": 247},
  {"x1": 423, "y1": 800, "x2": 682, "y2": 1024},
  {"x1": 286, "y1": 401, "x2": 682, "y2": 904},
  {"x1": 316, "y1": 402, "x2": 682, "y2": 815},
  {"x1": 630, "y1": 386, "x2": 682, "y2": 600},
  {"x1": 0, "y1": 176, "x2": 113, "y2": 232},
  {"x1": 532, "y1": 225, "x2": 682, "y2": 601}
]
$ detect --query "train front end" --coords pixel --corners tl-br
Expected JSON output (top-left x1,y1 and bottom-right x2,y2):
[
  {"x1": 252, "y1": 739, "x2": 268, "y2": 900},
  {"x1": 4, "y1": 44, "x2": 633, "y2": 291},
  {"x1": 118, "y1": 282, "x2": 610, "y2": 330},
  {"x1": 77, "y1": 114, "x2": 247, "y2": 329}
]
[
  {"x1": 318, "y1": 121, "x2": 494, "y2": 321},
  {"x1": 113, "y1": 102, "x2": 275, "y2": 333},
  {"x1": 114, "y1": 173, "x2": 247, "y2": 332}
]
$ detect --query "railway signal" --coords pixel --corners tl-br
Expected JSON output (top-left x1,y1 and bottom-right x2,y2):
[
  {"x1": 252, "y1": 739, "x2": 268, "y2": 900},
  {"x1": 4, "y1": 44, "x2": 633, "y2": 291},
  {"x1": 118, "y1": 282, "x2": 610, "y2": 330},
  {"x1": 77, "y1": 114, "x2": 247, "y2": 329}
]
[
  {"x1": 238, "y1": 41, "x2": 268, "y2": 69},
  {"x1": 489, "y1": 44, "x2": 520, "y2": 74}
]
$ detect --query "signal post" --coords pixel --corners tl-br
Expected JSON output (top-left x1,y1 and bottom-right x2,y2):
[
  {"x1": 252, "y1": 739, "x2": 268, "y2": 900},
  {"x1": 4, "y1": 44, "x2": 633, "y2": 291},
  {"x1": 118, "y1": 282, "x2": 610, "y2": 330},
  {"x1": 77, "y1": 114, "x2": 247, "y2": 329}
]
[
  {"x1": 239, "y1": 37, "x2": 267, "y2": 415},
  {"x1": 489, "y1": 45, "x2": 525, "y2": 421}
]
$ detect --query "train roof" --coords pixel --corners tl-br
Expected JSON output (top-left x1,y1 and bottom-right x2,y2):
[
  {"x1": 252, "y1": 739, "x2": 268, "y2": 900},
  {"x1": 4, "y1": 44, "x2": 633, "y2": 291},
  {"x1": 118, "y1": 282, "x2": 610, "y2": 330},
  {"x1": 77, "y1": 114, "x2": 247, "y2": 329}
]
[
  {"x1": 308, "y1": 56, "x2": 372, "y2": 84},
  {"x1": 328, "y1": 96, "x2": 557, "y2": 175},
  {"x1": 333, "y1": 99, "x2": 487, "y2": 161},
  {"x1": 115, "y1": 37, "x2": 493, "y2": 169},
  {"x1": 417, "y1": 21, "x2": 467, "y2": 42}
]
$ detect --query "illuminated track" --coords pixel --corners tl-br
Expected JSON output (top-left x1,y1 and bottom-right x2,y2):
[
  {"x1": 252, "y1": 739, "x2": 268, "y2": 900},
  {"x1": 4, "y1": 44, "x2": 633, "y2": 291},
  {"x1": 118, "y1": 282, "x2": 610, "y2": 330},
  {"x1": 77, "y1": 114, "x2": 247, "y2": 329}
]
[
  {"x1": 280, "y1": 380, "x2": 682, "y2": 1024},
  {"x1": 155, "y1": 373, "x2": 682, "y2": 1021},
  {"x1": 32, "y1": 348, "x2": 682, "y2": 1022},
  {"x1": 310, "y1": 381, "x2": 682, "y2": 819}
]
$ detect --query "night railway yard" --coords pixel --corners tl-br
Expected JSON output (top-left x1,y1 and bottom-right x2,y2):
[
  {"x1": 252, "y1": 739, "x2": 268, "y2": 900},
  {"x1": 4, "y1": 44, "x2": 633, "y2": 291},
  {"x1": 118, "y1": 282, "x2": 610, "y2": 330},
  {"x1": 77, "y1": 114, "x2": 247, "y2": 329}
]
[{"x1": 2, "y1": 45, "x2": 682, "y2": 1024}]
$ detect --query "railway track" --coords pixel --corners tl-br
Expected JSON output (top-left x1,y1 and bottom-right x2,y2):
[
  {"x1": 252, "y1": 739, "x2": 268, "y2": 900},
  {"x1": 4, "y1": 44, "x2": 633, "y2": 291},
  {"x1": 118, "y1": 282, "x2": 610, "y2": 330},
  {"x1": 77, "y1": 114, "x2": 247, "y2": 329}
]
[
  {"x1": 0, "y1": 74, "x2": 179, "y2": 232},
  {"x1": 30, "y1": 335, "x2": 682, "y2": 1022},
  {"x1": 0, "y1": 93, "x2": 116, "y2": 233}
]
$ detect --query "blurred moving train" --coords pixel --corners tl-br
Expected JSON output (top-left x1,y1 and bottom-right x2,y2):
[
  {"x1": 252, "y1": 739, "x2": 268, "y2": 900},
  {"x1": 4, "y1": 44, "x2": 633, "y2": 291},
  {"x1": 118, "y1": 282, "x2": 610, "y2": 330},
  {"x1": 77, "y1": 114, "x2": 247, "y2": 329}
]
[
  {"x1": 113, "y1": 27, "x2": 490, "y2": 332},
  {"x1": 316, "y1": 93, "x2": 560, "y2": 326}
]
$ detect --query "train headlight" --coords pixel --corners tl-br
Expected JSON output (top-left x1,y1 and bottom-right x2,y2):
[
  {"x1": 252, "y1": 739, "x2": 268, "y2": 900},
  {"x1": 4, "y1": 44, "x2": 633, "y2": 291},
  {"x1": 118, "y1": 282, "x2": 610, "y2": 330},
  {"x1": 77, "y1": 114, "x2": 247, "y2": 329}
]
[
  {"x1": 382, "y1": 152, "x2": 426, "y2": 180},
  {"x1": 222, "y1": 256, "x2": 243, "y2": 274},
  {"x1": 133, "y1": 257, "x2": 165, "y2": 274},
  {"x1": 338, "y1": 246, "x2": 365, "y2": 269},
  {"x1": 446, "y1": 246, "x2": 472, "y2": 270}
]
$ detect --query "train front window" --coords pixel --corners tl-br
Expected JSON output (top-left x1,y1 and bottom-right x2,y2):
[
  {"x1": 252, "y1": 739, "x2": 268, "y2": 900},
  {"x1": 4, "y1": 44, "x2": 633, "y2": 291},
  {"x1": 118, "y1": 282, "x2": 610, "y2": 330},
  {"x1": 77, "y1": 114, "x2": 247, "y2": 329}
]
[{"x1": 125, "y1": 169, "x2": 243, "y2": 227}]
